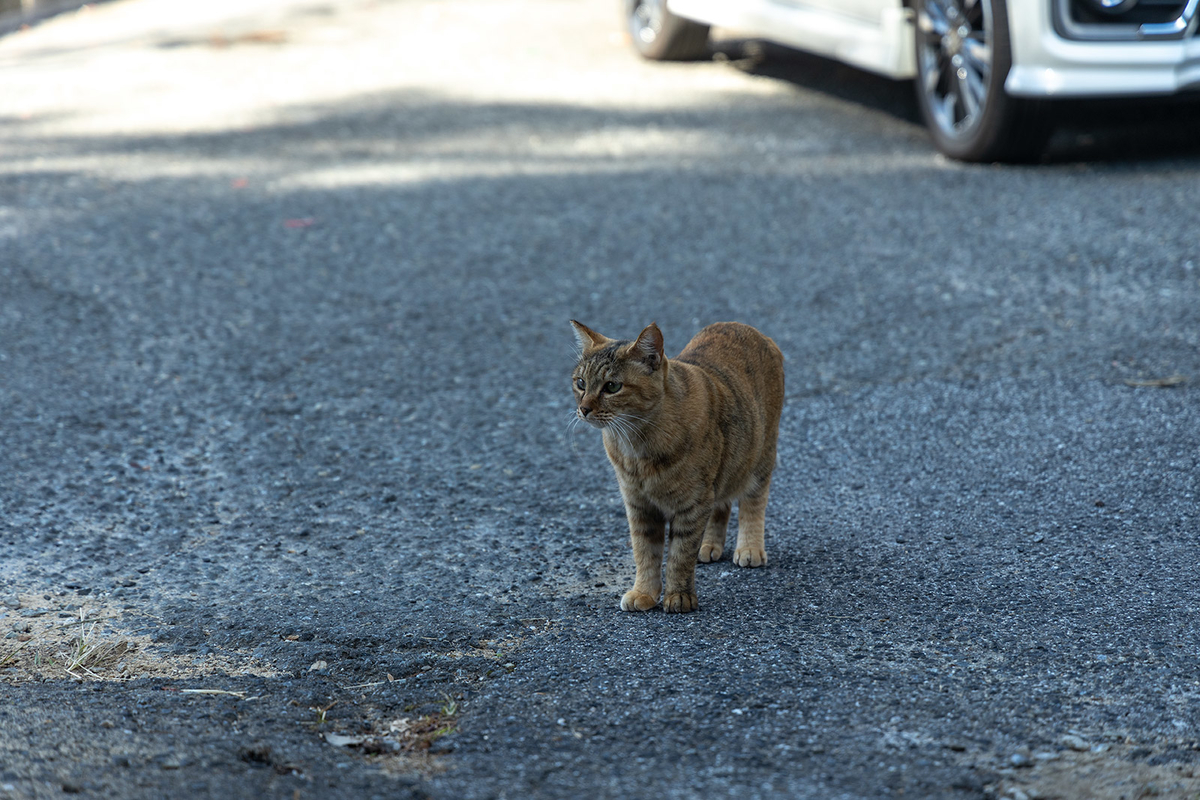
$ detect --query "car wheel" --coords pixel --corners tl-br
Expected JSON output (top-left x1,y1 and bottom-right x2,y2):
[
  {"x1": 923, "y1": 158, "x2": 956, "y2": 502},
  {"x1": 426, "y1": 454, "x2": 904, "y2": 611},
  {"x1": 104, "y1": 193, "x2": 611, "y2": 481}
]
[
  {"x1": 625, "y1": 0, "x2": 711, "y2": 61},
  {"x1": 913, "y1": 0, "x2": 1048, "y2": 162}
]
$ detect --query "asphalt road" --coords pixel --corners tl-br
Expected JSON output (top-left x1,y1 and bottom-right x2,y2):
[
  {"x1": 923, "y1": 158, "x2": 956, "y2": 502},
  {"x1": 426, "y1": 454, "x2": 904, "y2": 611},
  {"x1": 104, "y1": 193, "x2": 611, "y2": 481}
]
[{"x1": 2, "y1": 1, "x2": 1199, "y2": 798}]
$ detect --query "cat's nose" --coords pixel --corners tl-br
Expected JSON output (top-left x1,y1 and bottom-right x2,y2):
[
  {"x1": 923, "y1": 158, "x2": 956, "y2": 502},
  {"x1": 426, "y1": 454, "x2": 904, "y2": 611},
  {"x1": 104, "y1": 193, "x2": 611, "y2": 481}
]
[{"x1": 579, "y1": 406, "x2": 592, "y2": 417}]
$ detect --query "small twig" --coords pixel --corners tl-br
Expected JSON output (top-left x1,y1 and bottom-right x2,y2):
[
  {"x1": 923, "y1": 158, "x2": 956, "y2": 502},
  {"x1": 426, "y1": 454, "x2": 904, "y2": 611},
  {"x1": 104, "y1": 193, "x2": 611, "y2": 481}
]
[
  {"x1": 1125, "y1": 374, "x2": 1187, "y2": 388},
  {"x1": 179, "y1": 688, "x2": 249, "y2": 698}
]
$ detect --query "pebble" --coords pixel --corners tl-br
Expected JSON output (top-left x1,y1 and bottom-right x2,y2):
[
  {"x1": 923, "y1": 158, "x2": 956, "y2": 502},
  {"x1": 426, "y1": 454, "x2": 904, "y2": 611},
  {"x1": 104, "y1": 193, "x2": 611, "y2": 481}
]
[
  {"x1": 1, "y1": 595, "x2": 19, "y2": 610},
  {"x1": 1062, "y1": 734, "x2": 1088, "y2": 751},
  {"x1": 158, "y1": 754, "x2": 185, "y2": 770}
]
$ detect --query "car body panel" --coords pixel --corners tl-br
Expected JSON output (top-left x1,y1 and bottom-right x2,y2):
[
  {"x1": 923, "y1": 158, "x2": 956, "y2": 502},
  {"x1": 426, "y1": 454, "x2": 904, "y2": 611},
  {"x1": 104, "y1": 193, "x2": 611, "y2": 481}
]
[
  {"x1": 667, "y1": 0, "x2": 1200, "y2": 97},
  {"x1": 667, "y1": 0, "x2": 917, "y2": 77}
]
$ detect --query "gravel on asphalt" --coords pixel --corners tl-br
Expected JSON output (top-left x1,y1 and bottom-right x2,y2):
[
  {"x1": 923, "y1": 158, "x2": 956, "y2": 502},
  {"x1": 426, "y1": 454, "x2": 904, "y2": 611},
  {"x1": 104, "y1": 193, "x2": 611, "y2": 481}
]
[{"x1": 2, "y1": 1, "x2": 1199, "y2": 798}]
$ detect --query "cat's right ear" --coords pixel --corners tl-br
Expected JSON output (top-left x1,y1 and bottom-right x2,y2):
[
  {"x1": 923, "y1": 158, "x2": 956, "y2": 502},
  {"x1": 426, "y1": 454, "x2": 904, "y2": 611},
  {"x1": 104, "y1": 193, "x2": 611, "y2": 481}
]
[
  {"x1": 630, "y1": 322, "x2": 665, "y2": 372},
  {"x1": 570, "y1": 320, "x2": 610, "y2": 353}
]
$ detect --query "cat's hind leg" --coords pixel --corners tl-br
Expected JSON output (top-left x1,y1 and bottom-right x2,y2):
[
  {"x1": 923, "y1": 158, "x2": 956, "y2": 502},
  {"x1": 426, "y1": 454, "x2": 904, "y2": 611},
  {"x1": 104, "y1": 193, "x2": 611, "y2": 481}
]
[
  {"x1": 733, "y1": 479, "x2": 770, "y2": 568},
  {"x1": 697, "y1": 501, "x2": 731, "y2": 563}
]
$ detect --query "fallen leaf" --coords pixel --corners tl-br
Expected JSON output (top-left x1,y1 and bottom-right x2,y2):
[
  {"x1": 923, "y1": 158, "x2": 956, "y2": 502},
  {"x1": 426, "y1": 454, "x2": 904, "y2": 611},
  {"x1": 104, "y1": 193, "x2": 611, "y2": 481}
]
[
  {"x1": 241, "y1": 30, "x2": 288, "y2": 45},
  {"x1": 323, "y1": 732, "x2": 367, "y2": 748}
]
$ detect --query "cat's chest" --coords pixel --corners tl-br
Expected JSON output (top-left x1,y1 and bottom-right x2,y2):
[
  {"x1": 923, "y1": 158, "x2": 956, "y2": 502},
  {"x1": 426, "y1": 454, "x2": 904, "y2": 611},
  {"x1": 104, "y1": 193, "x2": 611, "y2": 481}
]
[{"x1": 605, "y1": 441, "x2": 701, "y2": 511}]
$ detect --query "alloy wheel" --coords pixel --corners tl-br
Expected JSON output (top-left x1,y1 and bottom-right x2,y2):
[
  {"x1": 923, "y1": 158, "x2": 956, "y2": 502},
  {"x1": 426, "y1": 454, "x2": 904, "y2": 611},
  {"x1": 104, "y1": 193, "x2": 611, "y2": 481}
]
[
  {"x1": 916, "y1": 0, "x2": 995, "y2": 141},
  {"x1": 629, "y1": 0, "x2": 666, "y2": 47}
]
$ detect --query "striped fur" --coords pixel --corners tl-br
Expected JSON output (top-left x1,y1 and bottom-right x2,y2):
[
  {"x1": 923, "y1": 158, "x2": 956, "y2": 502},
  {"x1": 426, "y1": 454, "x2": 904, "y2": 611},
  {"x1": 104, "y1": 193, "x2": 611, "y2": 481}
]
[{"x1": 570, "y1": 321, "x2": 784, "y2": 613}]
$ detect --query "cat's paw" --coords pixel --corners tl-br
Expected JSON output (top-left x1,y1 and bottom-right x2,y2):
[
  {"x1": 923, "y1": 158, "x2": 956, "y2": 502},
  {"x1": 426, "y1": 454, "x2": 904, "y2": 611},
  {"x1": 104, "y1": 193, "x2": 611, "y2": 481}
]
[
  {"x1": 733, "y1": 546, "x2": 767, "y2": 568},
  {"x1": 697, "y1": 543, "x2": 723, "y2": 563},
  {"x1": 620, "y1": 590, "x2": 659, "y2": 612},
  {"x1": 662, "y1": 592, "x2": 699, "y2": 613}
]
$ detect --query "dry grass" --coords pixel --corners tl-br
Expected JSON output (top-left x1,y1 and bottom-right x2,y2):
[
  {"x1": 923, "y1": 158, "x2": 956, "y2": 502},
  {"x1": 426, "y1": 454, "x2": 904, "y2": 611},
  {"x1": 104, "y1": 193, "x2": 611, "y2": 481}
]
[
  {"x1": 394, "y1": 693, "x2": 460, "y2": 752},
  {"x1": 0, "y1": 593, "x2": 278, "y2": 683},
  {"x1": 62, "y1": 609, "x2": 134, "y2": 678}
]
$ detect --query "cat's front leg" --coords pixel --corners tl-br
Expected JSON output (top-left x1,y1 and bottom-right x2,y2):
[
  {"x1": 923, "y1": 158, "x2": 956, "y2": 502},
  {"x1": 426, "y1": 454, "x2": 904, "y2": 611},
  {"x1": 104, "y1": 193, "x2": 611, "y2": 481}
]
[
  {"x1": 620, "y1": 500, "x2": 665, "y2": 612},
  {"x1": 663, "y1": 503, "x2": 711, "y2": 613}
]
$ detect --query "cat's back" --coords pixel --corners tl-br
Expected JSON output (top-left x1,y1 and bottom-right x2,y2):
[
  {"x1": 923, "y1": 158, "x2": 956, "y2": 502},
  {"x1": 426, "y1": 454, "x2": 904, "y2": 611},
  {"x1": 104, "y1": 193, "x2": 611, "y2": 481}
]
[
  {"x1": 677, "y1": 321, "x2": 781, "y2": 378},
  {"x1": 676, "y1": 322, "x2": 783, "y2": 418}
]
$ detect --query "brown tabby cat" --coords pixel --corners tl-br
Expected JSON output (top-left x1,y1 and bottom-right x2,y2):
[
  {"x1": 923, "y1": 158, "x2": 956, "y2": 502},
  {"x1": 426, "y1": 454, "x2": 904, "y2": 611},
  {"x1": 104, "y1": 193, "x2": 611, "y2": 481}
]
[{"x1": 570, "y1": 320, "x2": 784, "y2": 613}]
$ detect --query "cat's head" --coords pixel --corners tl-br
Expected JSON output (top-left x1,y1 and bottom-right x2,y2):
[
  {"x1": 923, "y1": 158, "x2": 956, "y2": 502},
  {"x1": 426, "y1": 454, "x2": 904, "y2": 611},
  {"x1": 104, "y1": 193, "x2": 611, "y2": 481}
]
[{"x1": 569, "y1": 321, "x2": 666, "y2": 429}]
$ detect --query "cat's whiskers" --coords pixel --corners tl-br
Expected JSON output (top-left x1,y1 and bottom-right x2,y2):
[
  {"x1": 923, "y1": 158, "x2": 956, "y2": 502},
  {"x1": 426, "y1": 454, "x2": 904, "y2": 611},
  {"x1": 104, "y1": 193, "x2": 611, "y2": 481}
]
[
  {"x1": 565, "y1": 408, "x2": 589, "y2": 456},
  {"x1": 604, "y1": 419, "x2": 630, "y2": 453},
  {"x1": 605, "y1": 414, "x2": 650, "y2": 457},
  {"x1": 618, "y1": 417, "x2": 648, "y2": 445},
  {"x1": 618, "y1": 412, "x2": 659, "y2": 439},
  {"x1": 605, "y1": 414, "x2": 653, "y2": 455}
]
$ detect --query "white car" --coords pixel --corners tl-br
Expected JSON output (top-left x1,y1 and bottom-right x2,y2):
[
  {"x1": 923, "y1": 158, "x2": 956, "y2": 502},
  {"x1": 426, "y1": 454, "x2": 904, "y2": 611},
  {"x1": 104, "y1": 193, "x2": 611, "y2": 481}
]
[{"x1": 624, "y1": 0, "x2": 1200, "y2": 161}]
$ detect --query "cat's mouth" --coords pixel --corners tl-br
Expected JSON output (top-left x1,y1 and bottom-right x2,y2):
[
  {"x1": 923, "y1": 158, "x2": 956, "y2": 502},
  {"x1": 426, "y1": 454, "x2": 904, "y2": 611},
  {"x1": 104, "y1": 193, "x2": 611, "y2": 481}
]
[{"x1": 578, "y1": 410, "x2": 609, "y2": 428}]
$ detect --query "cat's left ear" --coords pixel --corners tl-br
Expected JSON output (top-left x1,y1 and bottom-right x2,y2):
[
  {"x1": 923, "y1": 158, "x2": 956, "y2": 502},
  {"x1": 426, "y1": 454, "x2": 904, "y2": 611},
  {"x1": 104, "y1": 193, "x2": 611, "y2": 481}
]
[{"x1": 630, "y1": 322, "x2": 664, "y2": 371}]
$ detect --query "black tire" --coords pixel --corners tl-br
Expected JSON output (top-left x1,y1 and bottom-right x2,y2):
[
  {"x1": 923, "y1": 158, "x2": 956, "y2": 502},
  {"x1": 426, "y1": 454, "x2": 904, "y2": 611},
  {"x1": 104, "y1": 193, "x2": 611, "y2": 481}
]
[
  {"x1": 912, "y1": 0, "x2": 1049, "y2": 162},
  {"x1": 625, "y1": 0, "x2": 710, "y2": 61}
]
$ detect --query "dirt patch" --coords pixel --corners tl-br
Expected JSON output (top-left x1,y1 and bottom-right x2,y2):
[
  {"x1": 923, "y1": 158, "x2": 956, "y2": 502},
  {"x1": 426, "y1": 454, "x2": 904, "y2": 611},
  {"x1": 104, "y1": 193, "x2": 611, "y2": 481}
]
[
  {"x1": 0, "y1": 592, "x2": 279, "y2": 683},
  {"x1": 994, "y1": 741, "x2": 1200, "y2": 800},
  {"x1": 317, "y1": 694, "x2": 461, "y2": 777}
]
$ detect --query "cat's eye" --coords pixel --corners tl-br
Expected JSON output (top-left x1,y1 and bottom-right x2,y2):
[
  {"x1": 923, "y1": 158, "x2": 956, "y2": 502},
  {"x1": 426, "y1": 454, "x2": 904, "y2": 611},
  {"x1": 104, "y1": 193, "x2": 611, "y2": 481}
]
[
  {"x1": 602, "y1": 381, "x2": 622, "y2": 394},
  {"x1": 574, "y1": 377, "x2": 585, "y2": 391}
]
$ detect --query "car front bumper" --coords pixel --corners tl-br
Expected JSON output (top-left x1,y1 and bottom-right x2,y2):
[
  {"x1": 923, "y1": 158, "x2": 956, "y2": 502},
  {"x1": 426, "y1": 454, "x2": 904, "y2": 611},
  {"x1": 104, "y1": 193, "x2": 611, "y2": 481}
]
[{"x1": 1007, "y1": 0, "x2": 1200, "y2": 97}]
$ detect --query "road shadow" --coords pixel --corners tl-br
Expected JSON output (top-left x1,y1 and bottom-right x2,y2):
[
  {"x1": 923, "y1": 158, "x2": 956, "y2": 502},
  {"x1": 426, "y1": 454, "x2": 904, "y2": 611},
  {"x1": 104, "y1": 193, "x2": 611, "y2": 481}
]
[
  {"x1": 711, "y1": 37, "x2": 923, "y2": 126},
  {"x1": 1042, "y1": 94, "x2": 1200, "y2": 163},
  {"x1": 711, "y1": 36, "x2": 1200, "y2": 165}
]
